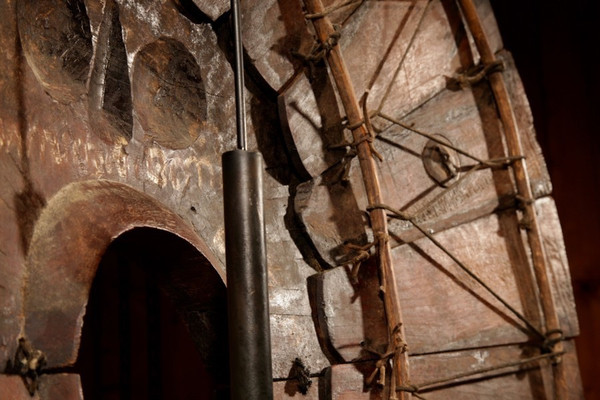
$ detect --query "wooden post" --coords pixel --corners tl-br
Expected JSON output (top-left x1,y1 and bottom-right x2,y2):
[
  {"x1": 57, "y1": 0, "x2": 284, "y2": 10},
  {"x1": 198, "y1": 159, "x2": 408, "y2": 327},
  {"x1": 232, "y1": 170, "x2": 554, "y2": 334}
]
[
  {"x1": 301, "y1": 0, "x2": 410, "y2": 398},
  {"x1": 457, "y1": 0, "x2": 567, "y2": 398}
]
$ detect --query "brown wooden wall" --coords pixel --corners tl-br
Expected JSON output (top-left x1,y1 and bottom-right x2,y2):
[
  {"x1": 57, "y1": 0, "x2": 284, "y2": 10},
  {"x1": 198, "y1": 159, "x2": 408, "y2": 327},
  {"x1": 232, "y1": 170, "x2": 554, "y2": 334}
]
[{"x1": 491, "y1": 2, "x2": 600, "y2": 399}]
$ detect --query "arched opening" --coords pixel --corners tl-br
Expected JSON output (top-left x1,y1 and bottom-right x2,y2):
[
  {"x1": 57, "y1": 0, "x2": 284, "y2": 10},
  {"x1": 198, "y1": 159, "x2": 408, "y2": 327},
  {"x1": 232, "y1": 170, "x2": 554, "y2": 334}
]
[
  {"x1": 76, "y1": 228, "x2": 229, "y2": 399},
  {"x1": 23, "y1": 180, "x2": 229, "y2": 398}
]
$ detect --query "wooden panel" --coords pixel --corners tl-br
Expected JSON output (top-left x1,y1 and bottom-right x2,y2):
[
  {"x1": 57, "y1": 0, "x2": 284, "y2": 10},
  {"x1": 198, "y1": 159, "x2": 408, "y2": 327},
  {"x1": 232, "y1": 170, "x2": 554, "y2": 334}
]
[
  {"x1": 0, "y1": 375, "x2": 33, "y2": 400},
  {"x1": 394, "y1": 210, "x2": 540, "y2": 353},
  {"x1": 409, "y1": 339, "x2": 583, "y2": 399},
  {"x1": 309, "y1": 204, "x2": 578, "y2": 358},
  {"x1": 293, "y1": 52, "x2": 551, "y2": 267},
  {"x1": 38, "y1": 374, "x2": 83, "y2": 400}
]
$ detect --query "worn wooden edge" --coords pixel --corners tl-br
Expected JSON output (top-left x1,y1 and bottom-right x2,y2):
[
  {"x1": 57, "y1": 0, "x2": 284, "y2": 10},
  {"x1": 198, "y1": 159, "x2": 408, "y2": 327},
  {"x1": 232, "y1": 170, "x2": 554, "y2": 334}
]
[{"x1": 23, "y1": 180, "x2": 223, "y2": 368}]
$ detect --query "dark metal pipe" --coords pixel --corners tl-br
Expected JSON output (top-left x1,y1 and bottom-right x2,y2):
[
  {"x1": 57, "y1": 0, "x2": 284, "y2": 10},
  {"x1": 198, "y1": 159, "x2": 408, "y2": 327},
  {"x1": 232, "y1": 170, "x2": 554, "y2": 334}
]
[
  {"x1": 231, "y1": 0, "x2": 247, "y2": 150},
  {"x1": 223, "y1": 150, "x2": 273, "y2": 400}
]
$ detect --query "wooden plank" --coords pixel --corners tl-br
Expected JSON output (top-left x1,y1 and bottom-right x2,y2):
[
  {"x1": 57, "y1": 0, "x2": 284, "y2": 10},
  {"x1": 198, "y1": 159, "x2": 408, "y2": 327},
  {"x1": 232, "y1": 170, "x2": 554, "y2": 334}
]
[
  {"x1": 310, "y1": 206, "x2": 578, "y2": 357},
  {"x1": 409, "y1": 339, "x2": 582, "y2": 399},
  {"x1": 393, "y1": 210, "x2": 539, "y2": 354},
  {"x1": 37, "y1": 374, "x2": 84, "y2": 400}
]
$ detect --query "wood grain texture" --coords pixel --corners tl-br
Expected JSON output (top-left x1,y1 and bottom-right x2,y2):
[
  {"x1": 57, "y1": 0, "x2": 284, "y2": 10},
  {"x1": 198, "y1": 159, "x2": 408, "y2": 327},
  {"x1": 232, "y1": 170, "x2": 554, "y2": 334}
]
[
  {"x1": 295, "y1": 52, "x2": 551, "y2": 266},
  {"x1": 312, "y1": 202, "x2": 578, "y2": 358}
]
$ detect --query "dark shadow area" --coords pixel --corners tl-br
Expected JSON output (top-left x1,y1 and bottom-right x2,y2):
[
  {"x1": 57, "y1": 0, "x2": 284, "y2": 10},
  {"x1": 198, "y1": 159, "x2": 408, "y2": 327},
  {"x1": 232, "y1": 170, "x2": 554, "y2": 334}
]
[{"x1": 76, "y1": 228, "x2": 229, "y2": 400}]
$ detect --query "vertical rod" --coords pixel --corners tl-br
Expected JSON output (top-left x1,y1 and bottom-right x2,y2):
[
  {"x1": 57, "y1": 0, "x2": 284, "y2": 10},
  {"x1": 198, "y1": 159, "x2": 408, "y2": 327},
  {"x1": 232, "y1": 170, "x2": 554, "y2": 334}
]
[
  {"x1": 231, "y1": 0, "x2": 247, "y2": 150},
  {"x1": 301, "y1": 1, "x2": 410, "y2": 398},
  {"x1": 457, "y1": 1, "x2": 567, "y2": 398},
  {"x1": 223, "y1": 150, "x2": 273, "y2": 400}
]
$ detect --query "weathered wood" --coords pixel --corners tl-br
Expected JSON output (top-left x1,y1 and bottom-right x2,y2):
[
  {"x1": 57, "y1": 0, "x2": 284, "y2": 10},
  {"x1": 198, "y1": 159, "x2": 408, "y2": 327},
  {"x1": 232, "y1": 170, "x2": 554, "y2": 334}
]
[
  {"x1": 326, "y1": 364, "x2": 372, "y2": 400},
  {"x1": 302, "y1": 0, "x2": 412, "y2": 396},
  {"x1": 408, "y1": 339, "x2": 582, "y2": 399},
  {"x1": 87, "y1": 0, "x2": 133, "y2": 144},
  {"x1": 175, "y1": 0, "x2": 229, "y2": 21},
  {"x1": 242, "y1": 0, "x2": 361, "y2": 92},
  {"x1": 311, "y1": 200, "x2": 577, "y2": 357},
  {"x1": 132, "y1": 37, "x2": 208, "y2": 149},
  {"x1": 273, "y1": 378, "x2": 321, "y2": 400},
  {"x1": 295, "y1": 52, "x2": 551, "y2": 266},
  {"x1": 457, "y1": 1, "x2": 567, "y2": 396},
  {"x1": 308, "y1": 259, "x2": 388, "y2": 362},
  {"x1": 24, "y1": 180, "x2": 224, "y2": 367},
  {"x1": 278, "y1": 0, "x2": 505, "y2": 179},
  {"x1": 278, "y1": 70, "x2": 346, "y2": 179}
]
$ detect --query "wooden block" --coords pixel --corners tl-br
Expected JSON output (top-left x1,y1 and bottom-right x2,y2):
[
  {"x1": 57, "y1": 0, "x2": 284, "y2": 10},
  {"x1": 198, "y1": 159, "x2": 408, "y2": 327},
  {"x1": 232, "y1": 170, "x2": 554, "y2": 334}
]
[
  {"x1": 278, "y1": 70, "x2": 346, "y2": 179},
  {"x1": 308, "y1": 260, "x2": 388, "y2": 363}
]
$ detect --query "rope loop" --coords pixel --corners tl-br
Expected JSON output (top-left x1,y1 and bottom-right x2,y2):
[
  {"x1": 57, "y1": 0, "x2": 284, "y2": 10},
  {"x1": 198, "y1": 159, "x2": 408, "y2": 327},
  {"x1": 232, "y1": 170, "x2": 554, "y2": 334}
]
[
  {"x1": 447, "y1": 59, "x2": 505, "y2": 90},
  {"x1": 543, "y1": 329, "x2": 565, "y2": 353}
]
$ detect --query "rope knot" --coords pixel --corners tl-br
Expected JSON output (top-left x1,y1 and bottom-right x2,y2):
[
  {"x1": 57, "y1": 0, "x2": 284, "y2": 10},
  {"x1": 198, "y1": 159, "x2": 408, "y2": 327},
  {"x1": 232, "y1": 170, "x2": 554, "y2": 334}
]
[
  {"x1": 542, "y1": 329, "x2": 564, "y2": 354},
  {"x1": 446, "y1": 60, "x2": 505, "y2": 90}
]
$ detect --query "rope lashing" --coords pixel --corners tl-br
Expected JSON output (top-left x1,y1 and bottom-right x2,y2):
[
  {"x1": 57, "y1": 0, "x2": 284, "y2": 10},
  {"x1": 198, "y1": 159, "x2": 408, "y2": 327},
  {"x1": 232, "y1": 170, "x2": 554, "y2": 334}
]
[
  {"x1": 367, "y1": 202, "x2": 546, "y2": 340},
  {"x1": 365, "y1": 324, "x2": 409, "y2": 388},
  {"x1": 446, "y1": 60, "x2": 505, "y2": 90}
]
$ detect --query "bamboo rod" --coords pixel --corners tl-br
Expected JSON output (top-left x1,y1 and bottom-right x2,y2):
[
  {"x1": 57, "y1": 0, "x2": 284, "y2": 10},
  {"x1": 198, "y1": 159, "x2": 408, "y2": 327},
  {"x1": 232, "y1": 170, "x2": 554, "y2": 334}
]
[
  {"x1": 457, "y1": 1, "x2": 567, "y2": 398},
  {"x1": 301, "y1": 0, "x2": 410, "y2": 398}
]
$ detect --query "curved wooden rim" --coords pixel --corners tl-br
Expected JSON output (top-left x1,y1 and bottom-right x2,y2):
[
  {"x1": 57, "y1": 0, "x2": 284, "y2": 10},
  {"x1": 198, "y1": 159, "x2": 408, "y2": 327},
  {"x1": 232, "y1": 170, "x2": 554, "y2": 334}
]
[{"x1": 22, "y1": 179, "x2": 224, "y2": 367}]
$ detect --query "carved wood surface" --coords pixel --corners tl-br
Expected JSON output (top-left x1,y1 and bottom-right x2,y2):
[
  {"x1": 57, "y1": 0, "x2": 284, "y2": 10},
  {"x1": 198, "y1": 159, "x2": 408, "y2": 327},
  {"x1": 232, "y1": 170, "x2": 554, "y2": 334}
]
[{"x1": 0, "y1": 0, "x2": 583, "y2": 397}]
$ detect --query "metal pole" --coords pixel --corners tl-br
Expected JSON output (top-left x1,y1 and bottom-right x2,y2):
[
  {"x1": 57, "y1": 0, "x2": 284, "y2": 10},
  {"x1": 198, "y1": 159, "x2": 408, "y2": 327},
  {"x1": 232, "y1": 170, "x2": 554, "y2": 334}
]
[
  {"x1": 223, "y1": 150, "x2": 273, "y2": 400},
  {"x1": 231, "y1": 0, "x2": 247, "y2": 150},
  {"x1": 223, "y1": 1, "x2": 273, "y2": 398}
]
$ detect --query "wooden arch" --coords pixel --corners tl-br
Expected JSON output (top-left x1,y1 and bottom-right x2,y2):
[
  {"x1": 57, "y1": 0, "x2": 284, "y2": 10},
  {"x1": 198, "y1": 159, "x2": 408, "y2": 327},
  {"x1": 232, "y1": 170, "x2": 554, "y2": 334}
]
[{"x1": 22, "y1": 179, "x2": 225, "y2": 369}]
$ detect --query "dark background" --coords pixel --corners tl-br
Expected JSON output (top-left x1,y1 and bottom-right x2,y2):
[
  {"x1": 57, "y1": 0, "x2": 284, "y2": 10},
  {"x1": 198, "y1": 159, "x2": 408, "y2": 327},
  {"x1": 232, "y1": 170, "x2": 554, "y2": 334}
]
[{"x1": 490, "y1": 1, "x2": 600, "y2": 398}]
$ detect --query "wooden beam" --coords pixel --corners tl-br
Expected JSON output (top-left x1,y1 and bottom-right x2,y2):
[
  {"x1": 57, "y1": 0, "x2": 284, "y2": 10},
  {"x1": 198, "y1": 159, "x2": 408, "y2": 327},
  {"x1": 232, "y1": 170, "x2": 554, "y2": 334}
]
[{"x1": 301, "y1": 0, "x2": 410, "y2": 398}]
